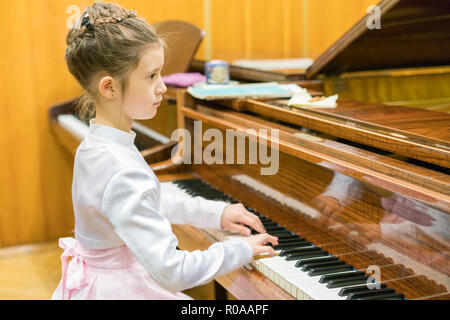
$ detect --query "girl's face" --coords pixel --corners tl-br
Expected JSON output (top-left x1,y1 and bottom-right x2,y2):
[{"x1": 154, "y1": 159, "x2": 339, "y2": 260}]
[{"x1": 121, "y1": 45, "x2": 167, "y2": 120}]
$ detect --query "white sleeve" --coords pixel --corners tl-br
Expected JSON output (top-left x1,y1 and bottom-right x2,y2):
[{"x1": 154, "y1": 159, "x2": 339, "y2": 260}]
[
  {"x1": 101, "y1": 168, "x2": 253, "y2": 292},
  {"x1": 159, "y1": 182, "x2": 228, "y2": 229}
]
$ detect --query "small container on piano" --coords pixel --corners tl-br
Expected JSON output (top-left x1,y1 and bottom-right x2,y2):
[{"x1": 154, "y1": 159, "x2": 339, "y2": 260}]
[{"x1": 205, "y1": 60, "x2": 230, "y2": 84}]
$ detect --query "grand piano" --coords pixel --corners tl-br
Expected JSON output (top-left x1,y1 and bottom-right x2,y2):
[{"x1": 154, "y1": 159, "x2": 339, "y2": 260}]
[{"x1": 49, "y1": 0, "x2": 449, "y2": 300}]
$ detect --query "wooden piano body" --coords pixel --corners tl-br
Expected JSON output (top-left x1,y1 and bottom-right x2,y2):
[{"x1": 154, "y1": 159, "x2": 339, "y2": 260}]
[
  {"x1": 191, "y1": 0, "x2": 450, "y2": 112},
  {"x1": 173, "y1": 88, "x2": 449, "y2": 300}
]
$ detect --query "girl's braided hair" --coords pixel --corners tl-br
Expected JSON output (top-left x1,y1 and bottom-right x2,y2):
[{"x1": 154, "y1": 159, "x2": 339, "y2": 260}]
[{"x1": 65, "y1": 2, "x2": 165, "y2": 121}]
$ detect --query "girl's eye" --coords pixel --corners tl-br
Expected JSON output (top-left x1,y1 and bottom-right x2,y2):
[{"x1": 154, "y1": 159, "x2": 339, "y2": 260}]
[{"x1": 150, "y1": 74, "x2": 156, "y2": 80}]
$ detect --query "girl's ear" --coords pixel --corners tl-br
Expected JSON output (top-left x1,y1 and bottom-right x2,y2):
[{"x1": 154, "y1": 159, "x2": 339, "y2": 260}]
[{"x1": 98, "y1": 76, "x2": 117, "y2": 99}]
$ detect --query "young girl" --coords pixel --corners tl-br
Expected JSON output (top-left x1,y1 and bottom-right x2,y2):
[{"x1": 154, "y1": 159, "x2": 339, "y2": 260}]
[{"x1": 52, "y1": 3, "x2": 278, "y2": 300}]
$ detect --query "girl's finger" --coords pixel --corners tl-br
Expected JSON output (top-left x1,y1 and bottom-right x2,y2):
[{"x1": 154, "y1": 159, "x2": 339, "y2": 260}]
[
  {"x1": 236, "y1": 214, "x2": 257, "y2": 229},
  {"x1": 227, "y1": 223, "x2": 251, "y2": 235},
  {"x1": 256, "y1": 245, "x2": 276, "y2": 257},
  {"x1": 244, "y1": 211, "x2": 266, "y2": 233},
  {"x1": 263, "y1": 233, "x2": 278, "y2": 243}
]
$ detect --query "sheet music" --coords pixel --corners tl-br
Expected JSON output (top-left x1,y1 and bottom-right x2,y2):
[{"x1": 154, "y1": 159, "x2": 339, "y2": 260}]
[{"x1": 232, "y1": 58, "x2": 313, "y2": 71}]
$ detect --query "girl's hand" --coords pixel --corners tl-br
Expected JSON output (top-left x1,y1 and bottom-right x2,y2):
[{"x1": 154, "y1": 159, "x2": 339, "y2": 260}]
[
  {"x1": 220, "y1": 203, "x2": 266, "y2": 235},
  {"x1": 245, "y1": 233, "x2": 279, "y2": 257}
]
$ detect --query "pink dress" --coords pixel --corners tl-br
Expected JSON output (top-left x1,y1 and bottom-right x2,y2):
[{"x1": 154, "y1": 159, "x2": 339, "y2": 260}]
[{"x1": 51, "y1": 237, "x2": 193, "y2": 300}]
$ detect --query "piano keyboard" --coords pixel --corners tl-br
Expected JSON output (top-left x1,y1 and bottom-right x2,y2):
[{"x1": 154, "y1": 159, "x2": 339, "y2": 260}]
[
  {"x1": 162, "y1": 178, "x2": 406, "y2": 300},
  {"x1": 57, "y1": 114, "x2": 170, "y2": 144}
]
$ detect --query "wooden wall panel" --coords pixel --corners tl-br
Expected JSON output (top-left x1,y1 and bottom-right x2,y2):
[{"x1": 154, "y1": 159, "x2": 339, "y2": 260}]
[
  {"x1": 0, "y1": 0, "x2": 377, "y2": 247},
  {"x1": 288, "y1": 0, "x2": 307, "y2": 58},
  {"x1": 247, "y1": 0, "x2": 289, "y2": 59},
  {"x1": 25, "y1": 0, "x2": 91, "y2": 246},
  {"x1": 306, "y1": 0, "x2": 375, "y2": 59},
  {"x1": 210, "y1": 0, "x2": 247, "y2": 61},
  {"x1": 209, "y1": 0, "x2": 305, "y2": 61},
  {"x1": 207, "y1": 0, "x2": 371, "y2": 61},
  {"x1": 0, "y1": 1, "x2": 43, "y2": 247}
]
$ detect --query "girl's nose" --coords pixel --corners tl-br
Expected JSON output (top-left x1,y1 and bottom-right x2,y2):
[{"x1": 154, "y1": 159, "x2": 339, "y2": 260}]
[{"x1": 156, "y1": 80, "x2": 167, "y2": 95}]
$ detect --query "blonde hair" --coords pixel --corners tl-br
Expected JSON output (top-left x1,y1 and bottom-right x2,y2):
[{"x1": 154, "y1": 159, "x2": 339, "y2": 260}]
[{"x1": 65, "y1": 2, "x2": 165, "y2": 121}]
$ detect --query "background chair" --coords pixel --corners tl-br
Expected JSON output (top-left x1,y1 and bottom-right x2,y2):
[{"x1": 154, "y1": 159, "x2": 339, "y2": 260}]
[{"x1": 153, "y1": 20, "x2": 205, "y2": 76}]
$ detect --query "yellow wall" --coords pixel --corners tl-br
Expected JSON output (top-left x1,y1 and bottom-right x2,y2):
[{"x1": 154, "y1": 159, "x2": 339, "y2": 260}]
[{"x1": 0, "y1": 0, "x2": 375, "y2": 247}]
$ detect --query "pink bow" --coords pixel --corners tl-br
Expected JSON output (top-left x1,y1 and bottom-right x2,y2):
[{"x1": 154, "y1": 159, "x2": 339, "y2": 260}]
[{"x1": 59, "y1": 238, "x2": 88, "y2": 300}]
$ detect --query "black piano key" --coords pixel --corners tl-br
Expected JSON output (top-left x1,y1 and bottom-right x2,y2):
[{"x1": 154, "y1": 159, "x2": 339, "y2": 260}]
[
  {"x1": 192, "y1": 187, "x2": 220, "y2": 192},
  {"x1": 201, "y1": 192, "x2": 227, "y2": 197},
  {"x1": 286, "y1": 251, "x2": 329, "y2": 261},
  {"x1": 262, "y1": 223, "x2": 276, "y2": 231},
  {"x1": 277, "y1": 237, "x2": 305, "y2": 244},
  {"x1": 294, "y1": 255, "x2": 336, "y2": 266},
  {"x1": 368, "y1": 294, "x2": 405, "y2": 300},
  {"x1": 261, "y1": 221, "x2": 278, "y2": 227},
  {"x1": 274, "y1": 241, "x2": 312, "y2": 250},
  {"x1": 327, "y1": 276, "x2": 370, "y2": 288},
  {"x1": 249, "y1": 211, "x2": 263, "y2": 217},
  {"x1": 347, "y1": 288, "x2": 396, "y2": 300},
  {"x1": 248, "y1": 211, "x2": 265, "y2": 219},
  {"x1": 295, "y1": 256, "x2": 339, "y2": 268},
  {"x1": 280, "y1": 246, "x2": 319, "y2": 256},
  {"x1": 302, "y1": 260, "x2": 346, "y2": 272},
  {"x1": 177, "y1": 180, "x2": 199, "y2": 186},
  {"x1": 308, "y1": 265, "x2": 354, "y2": 276},
  {"x1": 177, "y1": 181, "x2": 231, "y2": 200},
  {"x1": 263, "y1": 234, "x2": 298, "y2": 241},
  {"x1": 270, "y1": 232, "x2": 298, "y2": 239},
  {"x1": 211, "y1": 196, "x2": 227, "y2": 201},
  {"x1": 264, "y1": 226, "x2": 287, "y2": 232},
  {"x1": 319, "y1": 271, "x2": 366, "y2": 284},
  {"x1": 339, "y1": 283, "x2": 387, "y2": 296},
  {"x1": 175, "y1": 182, "x2": 201, "y2": 191}
]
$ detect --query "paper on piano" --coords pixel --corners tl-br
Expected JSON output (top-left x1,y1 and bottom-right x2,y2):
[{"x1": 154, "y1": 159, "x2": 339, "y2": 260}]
[
  {"x1": 288, "y1": 88, "x2": 338, "y2": 108},
  {"x1": 232, "y1": 58, "x2": 314, "y2": 71},
  {"x1": 187, "y1": 82, "x2": 304, "y2": 100}
]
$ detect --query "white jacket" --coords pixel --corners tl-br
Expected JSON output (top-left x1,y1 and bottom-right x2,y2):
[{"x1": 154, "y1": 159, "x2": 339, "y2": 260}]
[{"x1": 72, "y1": 119, "x2": 253, "y2": 292}]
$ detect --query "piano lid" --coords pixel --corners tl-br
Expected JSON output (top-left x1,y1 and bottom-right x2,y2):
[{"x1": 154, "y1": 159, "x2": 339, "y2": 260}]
[{"x1": 306, "y1": 0, "x2": 450, "y2": 79}]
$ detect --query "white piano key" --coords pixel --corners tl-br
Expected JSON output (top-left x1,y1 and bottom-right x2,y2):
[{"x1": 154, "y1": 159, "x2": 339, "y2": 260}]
[
  {"x1": 57, "y1": 114, "x2": 171, "y2": 145},
  {"x1": 261, "y1": 256, "x2": 349, "y2": 300},
  {"x1": 57, "y1": 114, "x2": 89, "y2": 140}
]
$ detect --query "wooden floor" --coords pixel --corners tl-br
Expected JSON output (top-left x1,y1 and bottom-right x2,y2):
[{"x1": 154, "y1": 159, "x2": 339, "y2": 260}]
[
  {"x1": 0, "y1": 241, "x2": 62, "y2": 300},
  {"x1": 0, "y1": 240, "x2": 226, "y2": 300}
]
